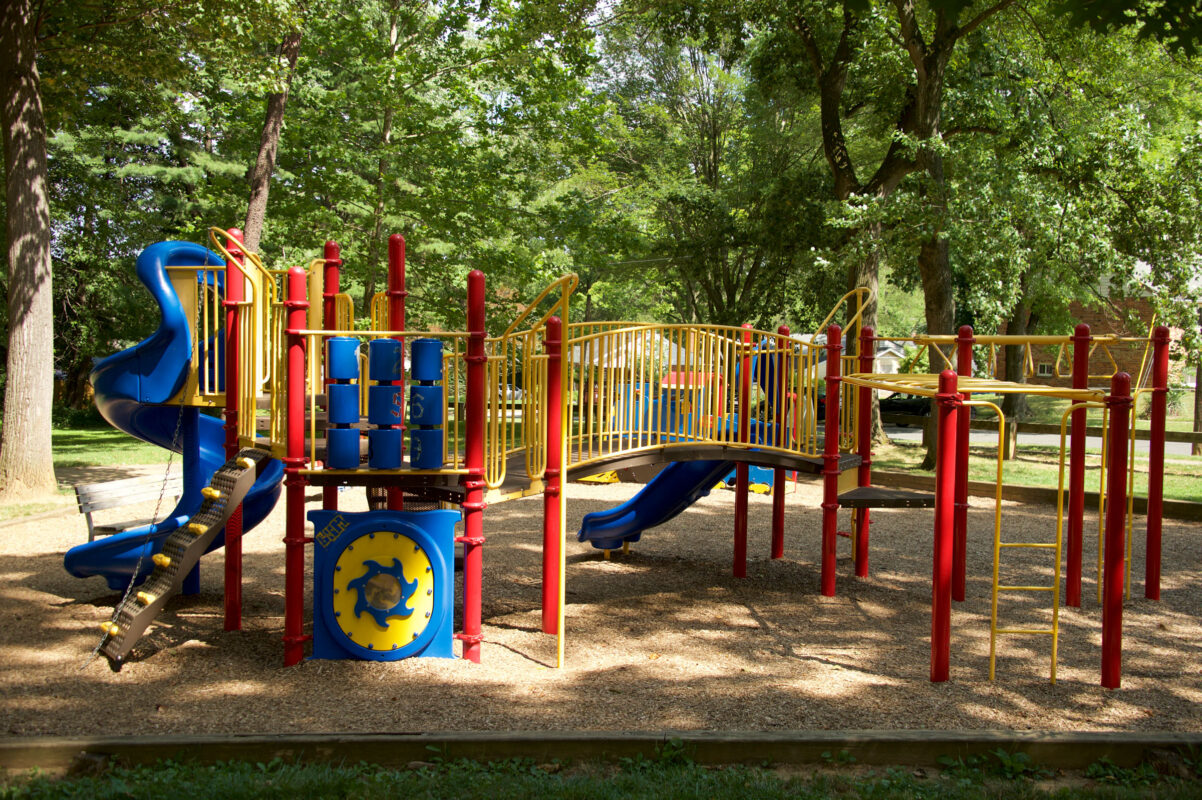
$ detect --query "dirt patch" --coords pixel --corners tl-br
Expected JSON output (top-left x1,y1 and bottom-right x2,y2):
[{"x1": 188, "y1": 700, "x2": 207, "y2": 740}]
[{"x1": 3, "y1": 468, "x2": 1201, "y2": 737}]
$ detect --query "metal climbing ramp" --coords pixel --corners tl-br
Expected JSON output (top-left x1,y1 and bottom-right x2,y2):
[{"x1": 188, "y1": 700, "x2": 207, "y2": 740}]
[{"x1": 99, "y1": 448, "x2": 274, "y2": 668}]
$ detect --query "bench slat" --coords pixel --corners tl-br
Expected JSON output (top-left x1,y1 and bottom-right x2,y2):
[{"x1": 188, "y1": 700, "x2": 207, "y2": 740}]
[{"x1": 74, "y1": 474, "x2": 184, "y2": 541}]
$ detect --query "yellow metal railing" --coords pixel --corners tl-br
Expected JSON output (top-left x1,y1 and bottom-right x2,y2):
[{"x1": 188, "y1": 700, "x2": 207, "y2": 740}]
[
  {"x1": 562, "y1": 323, "x2": 826, "y2": 475},
  {"x1": 206, "y1": 228, "x2": 291, "y2": 451},
  {"x1": 483, "y1": 274, "x2": 578, "y2": 491},
  {"x1": 165, "y1": 263, "x2": 226, "y2": 408}
]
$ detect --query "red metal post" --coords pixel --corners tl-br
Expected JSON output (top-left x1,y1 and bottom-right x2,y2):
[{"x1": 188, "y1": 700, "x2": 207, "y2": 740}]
[
  {"x1": 542, "y1": 317, "x2": 563, "y2": 633},
  {"x1": 821, "y1": 324, "x2": 843, "y2": 597},
  {"x1": 953, "y1": 325, "x2": 974, "y2": 602},
  {"x1": 1145, "y1": 326, "x2": 1170, "y2": 600},
  {"x1": 733, "y1": 324, "x2": 753, "y2": 578},
  {"x1": 931, "y1": 370, "x2": 960, "y2": 682},
  {"x1": 1066, "y1": 323, "x2": 1091, "y2": 607},
  {"x1": 771, "y1": 325, "x2": 790, "y2": 560},
  {"x1": 387, "y1": 234, "x2": 408, "y2": 511},
  {"x1": 283, "y1": 266, "x2": 310, "y2": 666},
  {"x1": 322, "y1": 240, "x2": 342, "y2": 513},
  {"x1": 222, "y1": 228, "x2": 245, "y2": 631},
  {"x1": 1102, "y1": 372, "x2": 1132, "y2": 689},
  {"x1": 853, "y1": 326, "x2": 874, "y2": 578},
  {"x1": 457, "y1": 270, "x2": 487, "y2": 662}
]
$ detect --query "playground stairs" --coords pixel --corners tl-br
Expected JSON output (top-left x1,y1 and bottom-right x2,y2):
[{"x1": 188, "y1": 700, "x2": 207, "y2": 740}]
[{"x1": 98, "y1": 448, "x2": 274, "y2": 669}]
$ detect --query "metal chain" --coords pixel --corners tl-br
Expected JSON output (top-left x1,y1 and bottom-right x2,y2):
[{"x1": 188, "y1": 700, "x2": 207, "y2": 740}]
[{"x1": 81, "y1": 404, "x2": 184, "y2": 670}]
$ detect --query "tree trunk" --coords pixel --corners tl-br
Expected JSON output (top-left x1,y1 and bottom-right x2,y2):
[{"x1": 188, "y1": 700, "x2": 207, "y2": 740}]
[
  {"x1": 915, "y1": 153, "x2": 954, "y2": 471},
  {"x1": 242, "y1": 30, "x2": 302, "y2": 254},
  {"x1": 1000, "y1": 284, "x2": 1036, "y2": 422},
  {"x1": 0, "y1": 0, "x2": 56, "y2": 500},
  {"x1": 845, "y1": 222, "x2": 884, "y2": 442}
]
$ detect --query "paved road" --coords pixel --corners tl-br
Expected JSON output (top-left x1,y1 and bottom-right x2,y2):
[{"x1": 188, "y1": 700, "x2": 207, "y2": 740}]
[{"x1": 883, "y1": 424, "x2": 1196, "y2": 457}]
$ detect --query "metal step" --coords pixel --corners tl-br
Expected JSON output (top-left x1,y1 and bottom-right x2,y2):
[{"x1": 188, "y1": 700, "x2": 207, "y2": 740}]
[{"x1": 837, "y1": 486, "x2": 936, "y2": 509}]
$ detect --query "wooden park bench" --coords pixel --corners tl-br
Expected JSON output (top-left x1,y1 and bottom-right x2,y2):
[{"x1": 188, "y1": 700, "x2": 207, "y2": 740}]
[{"x1": 75, "y1": 473, "x2": 184, "y2": 542}]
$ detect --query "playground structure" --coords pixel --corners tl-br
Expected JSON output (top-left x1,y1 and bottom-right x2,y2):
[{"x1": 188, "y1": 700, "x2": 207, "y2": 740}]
[{"x1": 61, "y1": 229, "x2": 1176, "y2": 689}]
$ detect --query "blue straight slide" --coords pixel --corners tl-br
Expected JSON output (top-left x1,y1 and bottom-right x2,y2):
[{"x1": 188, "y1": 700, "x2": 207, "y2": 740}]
[
  {"x1": 63, "y1": 241, "x2": 284, "y2": 591},
  {"x1": 577, "y1": 459, "x2": 733, "y2": 551}
]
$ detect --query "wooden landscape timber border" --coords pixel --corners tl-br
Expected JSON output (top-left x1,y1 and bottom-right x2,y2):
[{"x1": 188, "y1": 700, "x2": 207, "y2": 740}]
[
  {"x1": 4, "y1": 731, "x2": 1202, "y2": 775},
  {"x1": 873, "y1": 470, "x2": 1202, "y2": 522}
]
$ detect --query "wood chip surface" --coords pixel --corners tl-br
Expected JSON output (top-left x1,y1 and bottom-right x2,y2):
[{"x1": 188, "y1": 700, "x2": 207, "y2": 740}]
[{"x1": 3, "y1": 465, "x2": 1200, "y2": 736}]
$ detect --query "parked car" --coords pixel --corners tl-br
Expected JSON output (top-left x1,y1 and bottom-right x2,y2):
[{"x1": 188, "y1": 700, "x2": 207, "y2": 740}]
[{"x1": 878, "y1": 393, "x2": 932, "y2": 424}]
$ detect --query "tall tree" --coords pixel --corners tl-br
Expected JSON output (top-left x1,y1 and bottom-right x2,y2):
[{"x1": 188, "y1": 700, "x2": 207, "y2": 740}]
[
  {"x1": 0, "y1": 1, "x2": 294, "y2": 501},
  {"x1": 1, "y1": 0, "x2": 54, "y2": 498},
  {"x1": 591, "y1": 18, "x2": 836, "y2": 326},
  {"x1": 244, "y1": 30, "x2": 303, "y2": 253}
]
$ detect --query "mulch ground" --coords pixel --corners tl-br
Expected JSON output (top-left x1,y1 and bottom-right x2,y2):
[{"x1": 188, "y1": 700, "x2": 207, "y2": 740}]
[{"x1": 2, "y1": 465, "x2": 1200, "y2": 737}]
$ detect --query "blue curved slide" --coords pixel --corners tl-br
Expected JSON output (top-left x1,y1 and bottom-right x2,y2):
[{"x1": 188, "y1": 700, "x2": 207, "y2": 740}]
[
  {"x1": 577, "y1": 459, "x2": 734, "y2": 551},
  {"x1": 64, "y1": 241, "x2": 283, "y2": 591}
]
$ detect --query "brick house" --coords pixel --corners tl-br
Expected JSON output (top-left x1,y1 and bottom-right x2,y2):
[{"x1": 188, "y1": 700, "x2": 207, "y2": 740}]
[{"x1": 996, "y1": 297, "x2": 1187, "y2": 389}]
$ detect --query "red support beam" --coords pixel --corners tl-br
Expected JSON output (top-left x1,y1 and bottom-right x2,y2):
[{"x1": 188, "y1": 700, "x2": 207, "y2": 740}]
[
  {"x1": 322, "y1": 240, "x2": 341, "y2": 514},
  {"x1": 1145, "y1": 326, "x2": 1170, "y2": 600},
  {"x1": 953, "y1": 325, "x2": 974, "y2": 601},
  {"x1": 542, "y1": 317, "x2": 563, "y2": 633},
  {"x1": 457, "y1": 270, "x2": 487, "y2": 663},
  {"x1": 771, "y1": 325, "x2": 790, "y2": 560},
  {"x1": 283, "y1": 266, "x2": 310, "y2": 666},
  {"x1": 387, "y1": 234, "x2": 407, "y2": 511},
  {"x1": 1102, "y1": 372, "x2": 1132, "y2": 689},
  {"x1": 734, "y1": 324, "x2": 753, "y2": 578},
  {"x1": 931, "y1": 370, "x2": 960, "y2": 682},
  {"x1": 853, "y1": 326, "x2": 874, "y2": 578},
  {"x1": 222, "y1": 228, "x2": 245, "y2": 632},
  {"x1": 821, "y1": 324, "x2": 843, "y2": 597},
  {"x1": 1066, "y1": 323, "x2": 1091, "y2": 607}
]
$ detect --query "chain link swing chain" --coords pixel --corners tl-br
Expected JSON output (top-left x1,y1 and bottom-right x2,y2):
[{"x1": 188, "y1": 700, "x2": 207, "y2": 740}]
[{"x1": 80, "y1": 404, "x2": 184, "y2": 670}]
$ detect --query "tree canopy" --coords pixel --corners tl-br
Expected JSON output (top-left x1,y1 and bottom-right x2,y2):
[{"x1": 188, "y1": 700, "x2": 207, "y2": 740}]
[{"x1": 3, "y1": 0, "x2": 1201, "y2": 496}]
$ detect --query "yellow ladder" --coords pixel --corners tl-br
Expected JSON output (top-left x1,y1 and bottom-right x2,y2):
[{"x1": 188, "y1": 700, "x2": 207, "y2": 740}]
[{"x1": 987, "y1": 402, "x2": 1064, "y2": 683}]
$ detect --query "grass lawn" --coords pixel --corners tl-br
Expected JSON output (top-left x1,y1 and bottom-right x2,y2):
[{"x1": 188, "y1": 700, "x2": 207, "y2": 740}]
[
  {"x1": 3, "y1": 752, "x2": 1201, "y2": 800},
  {"x1": 0, "y1": 426, "x2": 169, "y2": 523},
  {"x1": 971, "y1": 390, "x2": 1198, "y2": 431},
  {"x1": 51, "y1": 426, "x2": 170, "y2": 470}
]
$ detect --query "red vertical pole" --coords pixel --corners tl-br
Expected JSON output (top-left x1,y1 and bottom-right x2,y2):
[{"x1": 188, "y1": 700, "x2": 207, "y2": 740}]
[
  {"x1": 1145, "y1": 326, "x2": 1170, "y2": 600},
  {"x1": 931, "y1": 369, "x2": 960, "y2": 682},
  {"x1": 457, "y1": 270, "x2": 487, "y2": 662},
  {"x1": 821, "y1": 324, "x2": 843, "y2": 597},
  {"x1": 222, "y1": 228, "x2": 245, "y2": 631},
  {"x1": 283, "y1": 266, "x2": 310, "y2": 666},
  {"x1": 853, "y1": 326, "x2": 874, "y2": 578},
  {"x1": 542, "y1": 317, "x2": 563, "y2": 633},
  {"x1": 733, "y1": 324, "x2": 753, "y2": 578},
  {"x1": 1102, "y1": 372, "x2": 1132, "y2": 688},
  {"x1": 322, "y1": 240, "x2": 341, "y2": 513},
  {"x1": 771, "y1": 325, "x2": 790, "y2": 560},
  {"x1": 1066, "y1": 323, "x2": 1090, "y2": 607},
  {"x1": 953, "y1": 325, "x2": 974, "y2": 602},
  {"x1": 387, "y1": 234, "x2": 408, "y2": 511}
]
